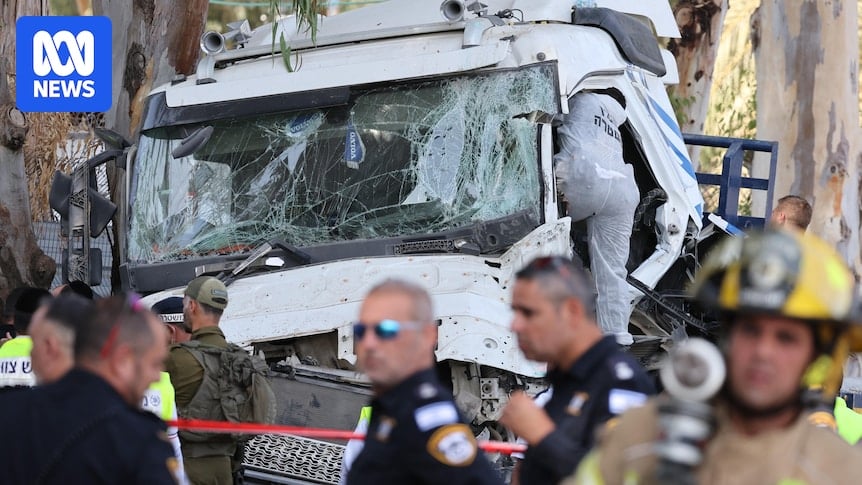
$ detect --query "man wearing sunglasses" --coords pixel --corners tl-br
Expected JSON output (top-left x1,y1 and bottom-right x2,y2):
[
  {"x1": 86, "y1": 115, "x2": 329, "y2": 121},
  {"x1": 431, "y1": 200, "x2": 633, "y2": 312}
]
[
  {"x1": 500, "y1": 256, "x2": 654, "y2": 485},
  {"x1": 346, "y1": 279, "x2": 503, "y2": 484}
]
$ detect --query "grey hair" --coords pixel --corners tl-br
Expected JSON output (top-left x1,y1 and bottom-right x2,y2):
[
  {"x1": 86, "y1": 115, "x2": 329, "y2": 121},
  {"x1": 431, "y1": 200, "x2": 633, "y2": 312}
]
[
  {"x1": 515, "y1": 257, "x2": 597, "y2": 318},
  {"x1": 365, "y1": 279, "x2": 434, "y2": 324}
]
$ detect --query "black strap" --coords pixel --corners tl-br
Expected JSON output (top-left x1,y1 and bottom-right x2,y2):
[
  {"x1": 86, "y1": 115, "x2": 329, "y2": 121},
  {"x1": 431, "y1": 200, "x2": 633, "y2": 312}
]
[{"x1": 35, "y1": 405, "x2": 124, "y2": 485}]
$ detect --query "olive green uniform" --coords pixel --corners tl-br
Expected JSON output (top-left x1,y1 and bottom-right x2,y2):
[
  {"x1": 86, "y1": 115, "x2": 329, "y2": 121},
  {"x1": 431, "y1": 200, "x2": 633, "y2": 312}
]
[{"x1": 166, "y1": 326, "x2": 233, "y2": 485}]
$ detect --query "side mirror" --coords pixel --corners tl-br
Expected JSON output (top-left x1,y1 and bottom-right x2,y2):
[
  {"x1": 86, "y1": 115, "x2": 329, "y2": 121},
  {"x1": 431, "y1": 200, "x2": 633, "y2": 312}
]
[
  {"x1": 94, "y1": 128, "x2": 131, "y2": 151},
  {"x1": 49, "y1": 171, "x2": 117, "y2": 238}
]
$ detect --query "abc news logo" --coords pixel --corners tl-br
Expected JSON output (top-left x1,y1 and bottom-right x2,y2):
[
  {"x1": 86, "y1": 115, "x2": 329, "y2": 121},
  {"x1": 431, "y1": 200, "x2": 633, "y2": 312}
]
[{"x1": 16, "y1": 16, "x2": 111, "y2": 112}]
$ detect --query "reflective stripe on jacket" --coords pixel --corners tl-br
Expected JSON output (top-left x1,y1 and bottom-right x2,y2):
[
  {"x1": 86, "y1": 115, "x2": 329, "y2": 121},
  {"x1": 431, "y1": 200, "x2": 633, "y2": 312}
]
[
  {"x1": 0, "y1": 336, "x2": 35, "y2": 387},
  {"x1": 142, "y1": 372, "x2": 176, "y2": 421}
]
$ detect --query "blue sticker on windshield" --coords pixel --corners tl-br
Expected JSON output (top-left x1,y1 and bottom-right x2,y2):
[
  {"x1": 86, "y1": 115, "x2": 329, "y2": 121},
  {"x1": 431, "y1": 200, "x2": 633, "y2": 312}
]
[
  {"x1": 344, "y1": 117, "x2": 365, "y2": 170},
  {"x1": 286, "y1": 111, "x2": 324, "y2": 139}
]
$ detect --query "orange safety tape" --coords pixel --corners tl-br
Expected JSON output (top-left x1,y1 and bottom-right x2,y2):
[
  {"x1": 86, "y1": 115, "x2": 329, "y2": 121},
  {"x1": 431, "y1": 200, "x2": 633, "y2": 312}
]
[{"x1": 169, "y1": 418, "x2": 527, "y2": 454}]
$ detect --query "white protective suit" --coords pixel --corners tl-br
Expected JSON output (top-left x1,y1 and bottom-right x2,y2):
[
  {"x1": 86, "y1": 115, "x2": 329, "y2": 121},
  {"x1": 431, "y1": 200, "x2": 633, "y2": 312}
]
[{"x1": 554, "y1": 93, "x2": 639, "y2": 346}]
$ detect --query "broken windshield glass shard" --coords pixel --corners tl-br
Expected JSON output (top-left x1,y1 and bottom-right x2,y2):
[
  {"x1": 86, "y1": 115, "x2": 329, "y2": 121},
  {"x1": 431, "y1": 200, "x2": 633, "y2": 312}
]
[{"x1": 417, "y1": 108, "x2": 464, "y2": 206}]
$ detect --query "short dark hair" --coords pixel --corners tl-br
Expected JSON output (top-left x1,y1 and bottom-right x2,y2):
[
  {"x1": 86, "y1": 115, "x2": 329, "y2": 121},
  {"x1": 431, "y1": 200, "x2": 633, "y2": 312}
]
[
  {"x1": 197, "y1": 301, "x2": 224, "y2": 318},
  {"x1": 2, "y1": 288, "x2": 24, "y2": 321},
  {"x1": 61, "y1": 281, "x2": 95, "y2": 300},
  {"x1": 42, "y1": 294, "x2": 95, "y2": 350},
  {"x1": 13, "y1": 287, "x2": 52, "y2": 334},
  {"x1": 75, "y1": 295, "x2": 156, "y2": 362},
  {"x1": 44, "y1": 293, "x2": 95, "y2": 332},
  {"x1": 775, "y1": 195, "x2": 812, "y2": 231},
  {"x1": 515, "y1": 256, "x2": 597, "y2": 317}
]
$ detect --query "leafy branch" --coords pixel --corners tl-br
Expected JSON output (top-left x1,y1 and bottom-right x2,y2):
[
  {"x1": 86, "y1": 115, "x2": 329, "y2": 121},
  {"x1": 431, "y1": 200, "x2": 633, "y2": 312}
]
[{"x1": 269, "y1": 0, "x2": 320, "y2": 72}]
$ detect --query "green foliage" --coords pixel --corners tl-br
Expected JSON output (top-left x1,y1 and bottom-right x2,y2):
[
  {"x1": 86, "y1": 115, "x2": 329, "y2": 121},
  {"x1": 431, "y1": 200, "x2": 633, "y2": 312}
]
[
  {"x1": 668, "y1": 91, "x2": 697, "y2": 128},
  {"x1": 279, "y1": 35, "x2": 301, "y2": 72},
  {"x1": 49, "y1": 0, "x2": 79, "y2": 15},
  {"x1": 295, "y1": 0, "x2": 320, "y2": 45},
  {"x1": 268, "y1": 0, "x2": 319, "y2": 72},
  {"x1": 699, "y1": 62, "x2": 758, "y2": 217}
]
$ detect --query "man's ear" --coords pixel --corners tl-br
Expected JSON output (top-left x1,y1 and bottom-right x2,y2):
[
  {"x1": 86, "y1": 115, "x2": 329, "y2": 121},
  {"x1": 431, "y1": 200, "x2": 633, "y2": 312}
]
[
  {"x1": 562, "y1": 296, "x2": 587, "y2": 323},
  {"x1": 423, "y1": 321, "x2": 439, "y2": 347},
  {"x1": 42, "y1": 334, "x2": 58, "y2": 358}
]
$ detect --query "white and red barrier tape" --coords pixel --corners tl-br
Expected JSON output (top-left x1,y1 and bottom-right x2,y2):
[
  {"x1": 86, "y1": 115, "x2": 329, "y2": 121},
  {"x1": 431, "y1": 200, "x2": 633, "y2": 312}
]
[{"x1": 169, "y1": 418, "x2": 527, "y2": 455}]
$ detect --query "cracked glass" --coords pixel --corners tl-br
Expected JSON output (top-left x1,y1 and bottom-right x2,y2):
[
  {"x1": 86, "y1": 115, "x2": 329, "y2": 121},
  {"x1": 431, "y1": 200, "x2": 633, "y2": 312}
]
[{"x1": 129, "y1": 64, "x2": 557, "y2": 263}]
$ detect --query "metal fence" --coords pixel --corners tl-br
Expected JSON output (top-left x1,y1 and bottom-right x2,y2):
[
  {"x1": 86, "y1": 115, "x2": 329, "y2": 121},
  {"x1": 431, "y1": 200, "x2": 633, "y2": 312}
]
[{"x1": 33, "y1": 220, "x2": 113, "y2": 298}]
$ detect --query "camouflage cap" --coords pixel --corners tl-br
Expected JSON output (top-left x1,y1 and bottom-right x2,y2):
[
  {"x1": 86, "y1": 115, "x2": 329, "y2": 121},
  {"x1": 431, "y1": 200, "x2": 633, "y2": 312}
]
[{"x1": 184, "y1": 276, "x2": 228, "y2": 310}]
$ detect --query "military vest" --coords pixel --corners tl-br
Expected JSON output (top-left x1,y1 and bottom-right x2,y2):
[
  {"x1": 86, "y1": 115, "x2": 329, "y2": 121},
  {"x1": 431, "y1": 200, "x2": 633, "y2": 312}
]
[{"x1": 177, "y1": 340, "x2": 276, "y2": 457}]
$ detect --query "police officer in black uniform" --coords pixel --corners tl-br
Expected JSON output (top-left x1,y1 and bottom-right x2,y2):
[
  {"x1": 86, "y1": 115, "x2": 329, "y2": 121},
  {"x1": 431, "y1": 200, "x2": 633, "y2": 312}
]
[
  {"x1": 346, "y1": 279, "x2": 503, "y2": 485},
  {"x1": 500, "y1": 256, "x2": 655, "y2": 484},
  {"x1": 0, "y1": 295, "x2": 178, "y2": 484}
]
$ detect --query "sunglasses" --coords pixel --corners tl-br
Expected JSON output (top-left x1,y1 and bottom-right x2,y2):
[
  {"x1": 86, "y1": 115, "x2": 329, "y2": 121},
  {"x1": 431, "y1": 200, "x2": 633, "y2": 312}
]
[{"x1": 353, "y1": 319, "x2": 423, "y2": 341}]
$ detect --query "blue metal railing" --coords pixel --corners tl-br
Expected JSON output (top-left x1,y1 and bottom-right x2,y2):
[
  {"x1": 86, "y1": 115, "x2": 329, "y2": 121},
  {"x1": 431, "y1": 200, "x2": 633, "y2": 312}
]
[{"x1": 684, "y1": 133, "x2": 778, "y2": 230}]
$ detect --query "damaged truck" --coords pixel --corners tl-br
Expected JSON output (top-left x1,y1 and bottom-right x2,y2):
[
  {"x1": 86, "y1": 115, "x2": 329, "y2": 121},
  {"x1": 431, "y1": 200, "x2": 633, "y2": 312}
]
[{"x1": 51, "y1": 0, "x2": 777, "y2": 482}]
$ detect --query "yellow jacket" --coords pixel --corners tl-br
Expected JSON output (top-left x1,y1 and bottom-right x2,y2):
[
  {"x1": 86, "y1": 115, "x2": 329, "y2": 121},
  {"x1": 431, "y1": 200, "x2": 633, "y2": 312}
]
[
  {"x1": 835, "y1": 396, "x2": 862, "y2": 445},
  {"x1": 0, "y1": 336, "x2": 35, "y2": 387}
]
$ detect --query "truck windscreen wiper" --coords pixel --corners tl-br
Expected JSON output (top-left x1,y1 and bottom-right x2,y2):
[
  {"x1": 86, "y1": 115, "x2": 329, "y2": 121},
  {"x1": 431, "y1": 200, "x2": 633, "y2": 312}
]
[{"x1": 219, "y1": 239, "x2": 312, "y2": 286}]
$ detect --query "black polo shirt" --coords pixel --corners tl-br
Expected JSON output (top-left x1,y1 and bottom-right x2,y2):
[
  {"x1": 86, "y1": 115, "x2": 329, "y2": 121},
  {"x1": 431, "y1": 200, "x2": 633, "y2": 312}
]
[
  {"x1": 519, "y1": 336, "x2": 655, "y2": 484},
  {"x1": 347, "y1": 368, "x2": 503, "y2": 485}
]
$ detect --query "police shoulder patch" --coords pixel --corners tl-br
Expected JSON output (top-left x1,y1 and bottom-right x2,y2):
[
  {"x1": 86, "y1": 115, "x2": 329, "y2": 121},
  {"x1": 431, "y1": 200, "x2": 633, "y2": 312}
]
[
  {"x1": 414, "y1": 401, "x2": 459, "y2": 432},
  {"x1": 612, "y1": 360, "x2": 635, "y2": 380},
  {"x1": 426, "y1": 423, "x2": 478, "y2": 467},
  {"x1": 417, "y1": 382, "x2": 439, "y2": 399},
  {"x1": 165, "y1": 457, "x2": 180, "y2": 481},
  {"x1": 608, "y1": 388, "x2": 647, "y2": 415}
]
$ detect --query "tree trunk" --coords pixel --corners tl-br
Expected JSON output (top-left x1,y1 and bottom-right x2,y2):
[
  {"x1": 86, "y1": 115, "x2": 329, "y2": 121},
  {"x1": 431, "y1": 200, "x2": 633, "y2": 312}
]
[
  {"x1": 0, "y1": 1, "x2": 57, "y2": 297},
  {"x1": 94, "y1": 0, "x2": 209, "y2": 140},
  {"x1": 93, "y1": 0, "x2": 208, "y2": 291},
  {"x1": 704, "y1": 0, "x2": 761, "y2": 215},
  {"x1": 753, "y1": 0, "x2": 861, "y2": 273},
  {"x1": 667, "y1": 0, "x2": 728, "y2": 168}
]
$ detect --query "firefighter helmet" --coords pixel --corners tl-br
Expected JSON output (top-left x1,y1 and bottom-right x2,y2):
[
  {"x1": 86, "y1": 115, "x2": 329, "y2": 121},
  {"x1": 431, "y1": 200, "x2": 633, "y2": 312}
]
[{"x1": 690, "y1": 228, "x2": 857, "y2": 323}]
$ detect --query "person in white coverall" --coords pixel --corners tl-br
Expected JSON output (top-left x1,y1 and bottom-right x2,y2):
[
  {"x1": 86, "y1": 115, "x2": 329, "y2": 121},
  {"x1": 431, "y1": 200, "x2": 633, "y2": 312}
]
[{"x1": 554, "y1": 91, "x2": 639, "y2": 346}]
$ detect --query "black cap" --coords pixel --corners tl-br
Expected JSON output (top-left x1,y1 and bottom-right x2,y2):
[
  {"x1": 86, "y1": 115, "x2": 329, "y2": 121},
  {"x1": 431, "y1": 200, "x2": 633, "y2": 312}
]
[{"x1": 152, "y1": 297, "x2": 184, "y2": 324}]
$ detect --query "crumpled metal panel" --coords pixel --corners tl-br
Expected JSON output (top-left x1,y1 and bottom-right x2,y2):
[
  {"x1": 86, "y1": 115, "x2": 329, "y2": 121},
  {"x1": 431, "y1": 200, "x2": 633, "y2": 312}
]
[{"x1": 243, "y1": 434, "x2": 345, "y2": 484}]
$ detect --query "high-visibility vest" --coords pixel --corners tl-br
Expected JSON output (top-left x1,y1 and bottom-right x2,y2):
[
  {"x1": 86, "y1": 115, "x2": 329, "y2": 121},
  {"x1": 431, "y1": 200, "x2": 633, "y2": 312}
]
[
  {"x1": 339, "y1": 406, "x2": 372, "y2": 483},
  {"x1": 835, "y1": 396, "x2": 862, "y2": 445},
  {"x1": 142, "y1": 371, "x2": 176, "y2": 421},
  {"x1": 0, "y1": 336, "x2": 35, "y2": 388}
]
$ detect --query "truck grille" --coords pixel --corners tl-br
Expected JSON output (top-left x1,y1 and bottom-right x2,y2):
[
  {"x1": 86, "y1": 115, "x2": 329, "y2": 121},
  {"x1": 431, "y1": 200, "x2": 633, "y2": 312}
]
[{"x1": 244, "y1": 434, "x2": 345, "y2": 484}]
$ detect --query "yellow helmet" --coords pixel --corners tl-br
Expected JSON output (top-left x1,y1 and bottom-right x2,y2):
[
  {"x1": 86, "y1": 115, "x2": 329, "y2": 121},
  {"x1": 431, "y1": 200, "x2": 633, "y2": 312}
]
[
  {"x1": 690, "y1": 228, "x2": 857, "y2": 323},
  {"x1": 691, "y1": 228, "x2": 861, "y2": 400}
]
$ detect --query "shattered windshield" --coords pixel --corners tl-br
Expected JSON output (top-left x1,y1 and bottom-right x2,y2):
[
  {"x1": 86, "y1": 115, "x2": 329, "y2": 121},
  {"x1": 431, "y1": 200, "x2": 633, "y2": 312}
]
[{"x1": 128, "y1": 64, "x2": 557, "y2": 263}]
